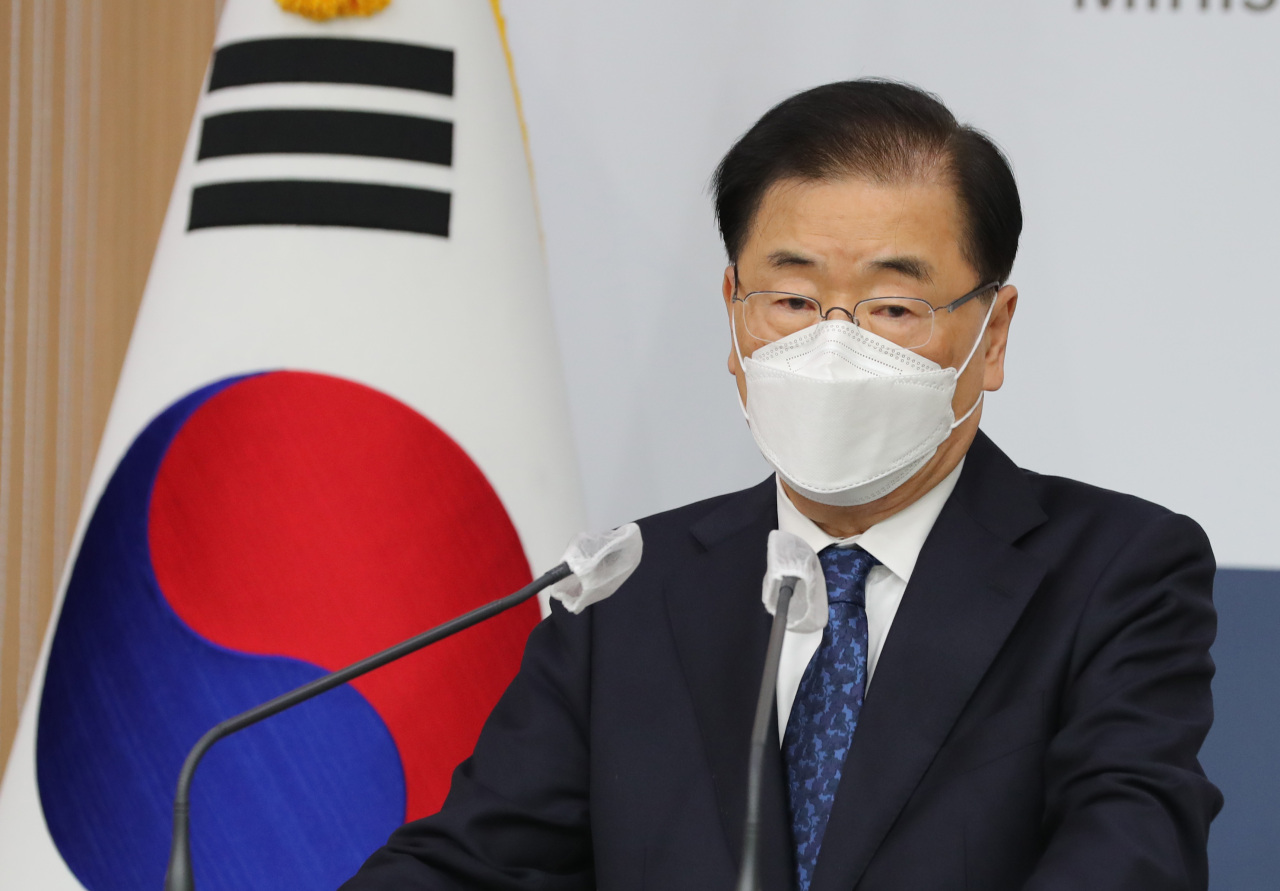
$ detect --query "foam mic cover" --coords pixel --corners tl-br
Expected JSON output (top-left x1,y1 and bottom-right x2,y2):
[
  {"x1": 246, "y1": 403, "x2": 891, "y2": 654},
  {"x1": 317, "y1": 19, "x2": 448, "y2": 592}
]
[
  {"x1": 546, "y1": 522, "x2": 643, "y2": 613},
  {"x1": 761, "y1": 530, "x2": 827, "y2": 633}
]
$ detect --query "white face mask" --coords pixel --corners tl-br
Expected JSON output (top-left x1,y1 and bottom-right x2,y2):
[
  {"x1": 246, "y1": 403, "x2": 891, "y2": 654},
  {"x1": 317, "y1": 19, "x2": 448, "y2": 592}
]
[{"x1": 734, "y1": 299, "x2": 995, "y2": 507}]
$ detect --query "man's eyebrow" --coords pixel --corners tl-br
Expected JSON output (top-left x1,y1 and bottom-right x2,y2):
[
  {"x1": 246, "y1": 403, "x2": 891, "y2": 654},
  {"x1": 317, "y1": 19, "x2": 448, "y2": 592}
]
[
  {"x1": 765, "y1": 250, "x2": 818, "y2": 269},
  {"x1": 869, "y1": 255, "x2": 934, "y2": 283}
]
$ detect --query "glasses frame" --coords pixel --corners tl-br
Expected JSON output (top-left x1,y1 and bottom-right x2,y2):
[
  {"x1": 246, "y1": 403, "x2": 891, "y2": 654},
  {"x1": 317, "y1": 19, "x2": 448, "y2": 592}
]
[{"x1": 731, "y1": 266, "x2": 1002, "y2": 347}]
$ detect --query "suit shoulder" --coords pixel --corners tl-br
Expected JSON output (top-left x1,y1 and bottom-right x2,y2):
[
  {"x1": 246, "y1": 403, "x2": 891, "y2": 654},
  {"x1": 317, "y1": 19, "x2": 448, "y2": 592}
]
[
  {"x1": 579, "y1": 478, "x2": 773, "y2": 612},
  {"x1": 1014, "y1": 466, "x2": 1210, "y2": 559},
  {"x1": 1018, "y1": 467, "x2": 1173, "y2": 522},
  {"x1": 629, "y1": 477, "x2": 773, "y2": 549}
]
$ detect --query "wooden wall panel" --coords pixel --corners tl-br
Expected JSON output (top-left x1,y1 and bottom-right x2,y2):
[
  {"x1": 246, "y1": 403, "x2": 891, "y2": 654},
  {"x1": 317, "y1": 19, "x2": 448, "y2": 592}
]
[{"x1": 0, "y1": 0, "x2": 222, "y2": 772}]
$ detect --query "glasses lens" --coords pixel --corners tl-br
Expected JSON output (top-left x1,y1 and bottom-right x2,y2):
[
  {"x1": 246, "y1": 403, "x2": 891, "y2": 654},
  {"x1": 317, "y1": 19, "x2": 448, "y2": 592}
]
[
  {"x1": 742, "y1": 292, "x2": 822, "y2": 342},
  {"x1": 854, "y1": 297, "x2": 934, "y2": 349}
]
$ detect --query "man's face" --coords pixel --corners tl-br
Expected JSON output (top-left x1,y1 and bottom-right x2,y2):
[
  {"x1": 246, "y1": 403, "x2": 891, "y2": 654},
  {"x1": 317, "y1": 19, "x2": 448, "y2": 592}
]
[{"x1": 723, "y1": 175, "x2": 1017, "y2": 428}]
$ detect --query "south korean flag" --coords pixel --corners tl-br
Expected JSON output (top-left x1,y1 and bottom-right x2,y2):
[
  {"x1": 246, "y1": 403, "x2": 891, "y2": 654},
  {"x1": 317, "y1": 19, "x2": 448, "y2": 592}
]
[{"x1": 0, "y1": 3, "x2": 584, "y2": 890}]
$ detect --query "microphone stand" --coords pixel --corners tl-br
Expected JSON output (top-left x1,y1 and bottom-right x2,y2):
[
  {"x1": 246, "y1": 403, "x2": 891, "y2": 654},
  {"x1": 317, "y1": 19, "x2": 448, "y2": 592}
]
[
  {"x1": 164, "y1": 562, "x2": 572, "y2": 891},
  {"x1": 735, "y1": 578, "x2": 796, "y2": 891}
]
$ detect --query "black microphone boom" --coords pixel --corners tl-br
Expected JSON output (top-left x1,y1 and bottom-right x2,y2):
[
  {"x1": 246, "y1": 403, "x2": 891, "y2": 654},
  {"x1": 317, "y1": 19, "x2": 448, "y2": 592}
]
[
  {"x1": 164, "y1": 561, "x2": 572, "y2": 891},
  {"x1": 736, "y1": 577, "x2": 796, "y2": 891}
]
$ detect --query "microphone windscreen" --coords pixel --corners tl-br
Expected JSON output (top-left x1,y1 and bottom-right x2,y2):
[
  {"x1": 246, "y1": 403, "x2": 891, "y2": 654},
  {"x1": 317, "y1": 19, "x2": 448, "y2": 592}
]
[
  {"x1": 761, "y1": 530, "x2": 827, "y2": 633},
  {"x1": 547, "y1": 523, "x2": 643, "y2": 614}
]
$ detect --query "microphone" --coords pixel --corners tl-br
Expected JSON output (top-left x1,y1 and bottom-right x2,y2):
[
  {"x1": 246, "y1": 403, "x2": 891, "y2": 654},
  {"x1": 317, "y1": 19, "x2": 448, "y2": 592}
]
[
  {"x1": 736, "y1": 531, "x2": 826, "y2": 891},
  {"x1": 164, "y1": 523, "x2": 642, "y2": 891}
]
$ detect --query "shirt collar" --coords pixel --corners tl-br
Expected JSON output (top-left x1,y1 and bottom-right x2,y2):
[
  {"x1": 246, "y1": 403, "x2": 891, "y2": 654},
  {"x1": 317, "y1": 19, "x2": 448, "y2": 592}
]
[{"x1": 774, "y1": 458, "x2": 964, "y2": 584}]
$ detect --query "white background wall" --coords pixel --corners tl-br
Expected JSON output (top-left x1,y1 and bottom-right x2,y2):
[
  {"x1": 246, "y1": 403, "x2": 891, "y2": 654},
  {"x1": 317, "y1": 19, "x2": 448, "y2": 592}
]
[{"x1": 502, "y1": 0, "x2": 1280, "y2": 569}]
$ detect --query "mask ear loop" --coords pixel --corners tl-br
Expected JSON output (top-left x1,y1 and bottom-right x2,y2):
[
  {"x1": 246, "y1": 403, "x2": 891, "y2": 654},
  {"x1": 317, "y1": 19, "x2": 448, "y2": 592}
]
[
  {"x1": 730, "y1": 305, "x2": 752, "y2": 422},
  {"x1": 728, "y1": 265, "x2": 757, "y2": 422},
  {"x1": 949, "y1": 291, "x2": 999, "y2": 430}
]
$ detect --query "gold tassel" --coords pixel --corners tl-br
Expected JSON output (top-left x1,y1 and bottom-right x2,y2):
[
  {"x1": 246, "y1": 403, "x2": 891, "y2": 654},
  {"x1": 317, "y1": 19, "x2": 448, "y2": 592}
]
[{"x1": 275, "y1": 0, "x2": 393, "y2": 22}]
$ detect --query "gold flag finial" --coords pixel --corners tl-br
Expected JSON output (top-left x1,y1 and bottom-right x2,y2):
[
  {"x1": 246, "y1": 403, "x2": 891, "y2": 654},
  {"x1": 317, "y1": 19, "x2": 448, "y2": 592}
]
[{"x1": 276, "y1": 0, "x2": 392, "y2": 21}]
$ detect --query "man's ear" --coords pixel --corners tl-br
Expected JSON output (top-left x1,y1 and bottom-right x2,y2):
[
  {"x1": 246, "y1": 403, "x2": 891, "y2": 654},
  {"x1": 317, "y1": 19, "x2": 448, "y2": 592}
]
[{"x1": 982, "y1": 285, "x2": 1018, "y2": 393}]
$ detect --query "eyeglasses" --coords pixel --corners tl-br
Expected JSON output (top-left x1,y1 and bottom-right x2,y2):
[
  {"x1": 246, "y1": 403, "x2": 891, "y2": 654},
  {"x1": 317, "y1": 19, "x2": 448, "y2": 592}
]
[{"x1": 731, "y1": 275, "x2": 1000, "y2": 350}]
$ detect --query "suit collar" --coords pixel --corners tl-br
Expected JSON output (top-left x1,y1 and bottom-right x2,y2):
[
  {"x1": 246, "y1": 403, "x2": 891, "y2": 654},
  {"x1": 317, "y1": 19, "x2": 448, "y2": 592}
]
[
  {"x1": 670, "y1": 478, "x2": 795, "y2": 891},
  {"x1": 812, "y1": 431, "x2": 1050, "y2": 891},
  {"x1": 952, "y1": 430, "x2": 1048, "y2": 544},
  {"x1": 688, "y1": 476, "x2": 776, "y2": 551}
]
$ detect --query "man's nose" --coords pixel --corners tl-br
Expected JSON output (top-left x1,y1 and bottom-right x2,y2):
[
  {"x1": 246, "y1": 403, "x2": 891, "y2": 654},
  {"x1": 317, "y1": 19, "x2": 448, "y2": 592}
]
[{"x1": 823, "y1": 306, "x2": 856, "y2": 324}]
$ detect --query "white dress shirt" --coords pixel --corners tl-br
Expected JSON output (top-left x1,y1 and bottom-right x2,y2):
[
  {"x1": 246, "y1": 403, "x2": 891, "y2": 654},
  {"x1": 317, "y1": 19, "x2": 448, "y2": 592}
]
[{"x1": 773, "y1": 460, "x2": 964, "y2": 740}]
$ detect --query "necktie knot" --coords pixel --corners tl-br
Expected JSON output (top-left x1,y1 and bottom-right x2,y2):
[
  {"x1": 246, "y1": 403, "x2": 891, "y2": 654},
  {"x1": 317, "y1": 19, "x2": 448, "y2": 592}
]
[{"x1": 819, "y1": 545, "x2": 879, "y2": 607}]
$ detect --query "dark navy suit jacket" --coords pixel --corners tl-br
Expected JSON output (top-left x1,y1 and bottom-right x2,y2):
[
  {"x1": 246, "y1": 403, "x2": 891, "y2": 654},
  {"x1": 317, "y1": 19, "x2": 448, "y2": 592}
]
[{"x1": 341, "y1": 432, "x2": 1222, "y2": 890}]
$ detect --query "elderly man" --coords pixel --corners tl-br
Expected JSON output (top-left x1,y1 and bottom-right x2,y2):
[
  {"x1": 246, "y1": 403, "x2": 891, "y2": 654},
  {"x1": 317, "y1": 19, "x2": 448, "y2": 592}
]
[{"x1": 342, "y1": 80, "x2": 1220, "y2": 891}]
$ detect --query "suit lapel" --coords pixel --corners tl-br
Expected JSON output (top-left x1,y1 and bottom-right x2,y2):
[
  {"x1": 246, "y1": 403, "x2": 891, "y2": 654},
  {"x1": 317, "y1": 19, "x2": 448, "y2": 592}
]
[
  {"x1": 665, "y1": 479, "x2": 795, "y2": 891},
  {"x1": 812, "y1": 434, "x2": 1050, "y2": 891}
]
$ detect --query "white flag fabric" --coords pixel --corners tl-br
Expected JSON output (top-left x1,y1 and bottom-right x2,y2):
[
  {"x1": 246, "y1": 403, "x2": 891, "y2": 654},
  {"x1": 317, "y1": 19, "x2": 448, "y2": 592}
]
[{"x1": 0, "y1": 2, "x2": 583, "y2": 889}]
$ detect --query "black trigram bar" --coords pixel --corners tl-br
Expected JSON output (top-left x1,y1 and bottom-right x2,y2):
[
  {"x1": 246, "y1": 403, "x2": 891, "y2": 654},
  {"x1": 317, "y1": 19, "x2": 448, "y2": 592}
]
[
  {"x1": 197, "y1": 110, "x2": 453, "y2": 165},
  {"x1": 188, "y1": 180, "x2": 451, "y2": 237},
  {"x1": 208, "y1": 38, "x2": 454, "y2": 95}
]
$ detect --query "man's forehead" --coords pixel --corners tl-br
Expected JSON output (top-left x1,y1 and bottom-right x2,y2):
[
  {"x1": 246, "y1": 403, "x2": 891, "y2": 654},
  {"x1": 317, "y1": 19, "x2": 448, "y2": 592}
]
[
  {"x1": 761, "y1": 249, "x2": 936, "y2": 284},
  {"x1": 738, "y1": 176, "x2": 965, "y2": 283}
]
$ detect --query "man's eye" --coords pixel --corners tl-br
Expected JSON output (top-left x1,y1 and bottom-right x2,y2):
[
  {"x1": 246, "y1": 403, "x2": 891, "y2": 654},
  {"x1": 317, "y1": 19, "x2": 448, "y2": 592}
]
[
  {"x1": 780, "y1": 297, "x2": 813, "y2": 313},
  {"x1": 868, "y1": 300, "x2": 925, "y2": 321}
]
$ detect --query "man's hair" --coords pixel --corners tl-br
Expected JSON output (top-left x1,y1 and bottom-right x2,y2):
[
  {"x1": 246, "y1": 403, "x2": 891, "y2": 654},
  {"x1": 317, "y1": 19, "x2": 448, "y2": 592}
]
[{"x1": 712, "y1": 79, "x2": 1022, "y2": 286}]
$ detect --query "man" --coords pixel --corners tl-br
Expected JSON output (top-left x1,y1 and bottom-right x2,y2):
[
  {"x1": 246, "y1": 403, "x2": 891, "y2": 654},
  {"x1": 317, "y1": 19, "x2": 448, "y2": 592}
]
[{"x1": 341, "y1": 80, "x2": 1221, "y2": 890}]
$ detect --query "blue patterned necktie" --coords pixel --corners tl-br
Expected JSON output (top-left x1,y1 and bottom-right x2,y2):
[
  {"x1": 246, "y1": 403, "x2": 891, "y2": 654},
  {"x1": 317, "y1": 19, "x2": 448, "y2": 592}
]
[{"x1": 783, "y1": 545, "x2": 880, "y2": 891}]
